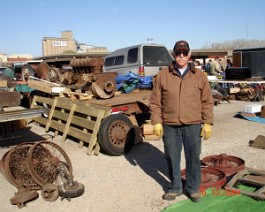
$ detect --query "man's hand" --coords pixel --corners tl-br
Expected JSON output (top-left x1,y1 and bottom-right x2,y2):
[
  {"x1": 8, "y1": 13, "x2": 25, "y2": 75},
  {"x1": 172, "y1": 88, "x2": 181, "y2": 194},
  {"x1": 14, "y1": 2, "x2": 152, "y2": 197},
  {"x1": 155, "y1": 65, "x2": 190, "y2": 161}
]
[
  {"x1": 153, "y1": 124, "x2": 163, "y2": 138},
  {"x1": 200, "y1": 124, "x2": 212, "y2": 140}
]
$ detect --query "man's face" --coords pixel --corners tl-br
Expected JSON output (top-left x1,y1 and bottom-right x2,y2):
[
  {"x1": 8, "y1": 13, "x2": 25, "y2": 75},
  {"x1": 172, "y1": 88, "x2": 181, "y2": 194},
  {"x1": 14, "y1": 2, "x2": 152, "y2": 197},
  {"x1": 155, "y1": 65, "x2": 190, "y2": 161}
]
[{"x1": 174, "y1": 51, "x2": 191, "y2": 68}]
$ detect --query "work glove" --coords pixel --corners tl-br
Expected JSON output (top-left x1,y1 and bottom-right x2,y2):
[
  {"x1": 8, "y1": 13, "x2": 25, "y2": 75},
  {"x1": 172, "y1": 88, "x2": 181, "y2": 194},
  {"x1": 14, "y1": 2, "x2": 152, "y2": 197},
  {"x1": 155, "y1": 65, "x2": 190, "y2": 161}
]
[
  {"x1": 153, "y1": 123, "x2": 163, "y2": 138},
  {"x1": 200, "y1": 124, "x2": 212, "y2": 140}
]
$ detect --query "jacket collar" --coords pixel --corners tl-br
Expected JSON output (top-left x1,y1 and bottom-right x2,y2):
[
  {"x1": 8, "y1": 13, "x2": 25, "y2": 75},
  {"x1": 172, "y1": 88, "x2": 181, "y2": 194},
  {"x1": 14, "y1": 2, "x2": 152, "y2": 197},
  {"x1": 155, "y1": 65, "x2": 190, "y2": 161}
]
[{"x1": 169, "y1": 61, "x2": 196, "y2": 74}]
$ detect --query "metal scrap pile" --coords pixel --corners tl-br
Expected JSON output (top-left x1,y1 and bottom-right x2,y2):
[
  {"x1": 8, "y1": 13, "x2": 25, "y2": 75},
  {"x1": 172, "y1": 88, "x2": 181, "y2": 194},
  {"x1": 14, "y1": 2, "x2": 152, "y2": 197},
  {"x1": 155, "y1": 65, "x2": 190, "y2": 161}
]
[
  {"x1": 0, "y1": 141, "x2": 84, "y2": 208},
  {"x1": 228, "y1": 83, "x2": 265, "y2": 102}
]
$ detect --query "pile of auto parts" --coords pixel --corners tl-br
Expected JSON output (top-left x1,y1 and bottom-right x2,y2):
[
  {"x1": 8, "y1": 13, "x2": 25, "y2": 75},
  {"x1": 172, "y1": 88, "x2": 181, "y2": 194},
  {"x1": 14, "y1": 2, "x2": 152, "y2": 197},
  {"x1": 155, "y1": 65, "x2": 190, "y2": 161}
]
[
  {"x1": 201, "y1": 154, "x2": 245, "y2": 176},
  {"x1": 0, "y1": 74, "x2": 19, "y2": 110},
  {"x1": 31, "y1": 60, "x2": 117, "y2": 99},
  {"x1": 0, "y1": 141, "x2": 84, "y2": 208},
  {"x1": 181, "y1": 167, "x2": 226, "y2": 191}
]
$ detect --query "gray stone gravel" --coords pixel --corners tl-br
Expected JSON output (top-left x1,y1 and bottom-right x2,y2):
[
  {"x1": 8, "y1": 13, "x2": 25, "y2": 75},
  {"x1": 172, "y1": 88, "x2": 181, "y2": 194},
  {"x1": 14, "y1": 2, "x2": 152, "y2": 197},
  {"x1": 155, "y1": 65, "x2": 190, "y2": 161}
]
[{"x1": 0, "y1": 100, "x2": 264, "y2": 212}]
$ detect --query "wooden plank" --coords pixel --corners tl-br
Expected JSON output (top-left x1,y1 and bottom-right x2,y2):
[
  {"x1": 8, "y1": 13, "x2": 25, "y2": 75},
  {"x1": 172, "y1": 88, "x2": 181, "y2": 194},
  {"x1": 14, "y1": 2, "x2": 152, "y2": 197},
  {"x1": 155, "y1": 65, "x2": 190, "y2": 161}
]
[
  {"x1": 51, "y1": 110, "x2": 70, "y2": 122},
  {"x1": 144, "y1": 134, "x2": 160, "y2": 140},
  {"x1": 70, "y1": 116, "x2": 95, "y2": 130},
  {"x1": 45, "y1": 98, "x2": 57, "y2": 131},
  {"x1": 31, "y1": 95, "x2": 54, "y2": 106},
  {"x1": 55, "y1": 97, "x2": 73, "y2": 110},
  {"x1": 49, "y1": 120, "x2": 65, "y2": 133},
  {"x1": 28, "y1": 80, "x2": 54, "y2": 94},
  {"x1": 87, "y1": 109, "x2": 105, "y2": 155},
  {"x1": 33, "y1": 117, "x2": 48, "y2": 126},
  {"x1": 59, "y1": 91, "x2": 93, "y2": 100},
  {"x1": 74, "y1": 104, "x2": 103, "y2": 117},
  {"x1": 67, "y1": 126, "x2": 92, "y2": 142},
  {"x1": 62, "y1": 103, "x2": 76, "y2": 141}
]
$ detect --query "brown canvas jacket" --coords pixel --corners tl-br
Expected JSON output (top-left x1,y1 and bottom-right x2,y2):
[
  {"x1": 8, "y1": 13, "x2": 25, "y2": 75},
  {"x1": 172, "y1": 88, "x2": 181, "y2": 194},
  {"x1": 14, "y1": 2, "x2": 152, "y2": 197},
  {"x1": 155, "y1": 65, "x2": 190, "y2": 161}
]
[{"x1": 149, "y1": 62, "x2": 214, "y2": 126}]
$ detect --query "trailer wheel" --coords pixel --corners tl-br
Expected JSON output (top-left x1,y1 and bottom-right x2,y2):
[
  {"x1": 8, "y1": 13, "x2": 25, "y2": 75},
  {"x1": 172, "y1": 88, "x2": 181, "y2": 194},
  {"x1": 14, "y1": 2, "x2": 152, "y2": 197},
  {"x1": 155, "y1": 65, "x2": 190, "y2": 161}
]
[{"x1": 98, "y1": 114, "x2": 135, "y2": 156}]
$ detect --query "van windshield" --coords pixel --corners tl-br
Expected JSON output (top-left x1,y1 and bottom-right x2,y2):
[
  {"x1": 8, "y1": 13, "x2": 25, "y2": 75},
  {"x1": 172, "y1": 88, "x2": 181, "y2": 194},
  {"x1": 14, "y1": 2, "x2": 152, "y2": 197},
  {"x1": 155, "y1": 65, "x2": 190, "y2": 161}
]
[{"x1": 143, "y1": 46, "x2": 173, "y2": 66}]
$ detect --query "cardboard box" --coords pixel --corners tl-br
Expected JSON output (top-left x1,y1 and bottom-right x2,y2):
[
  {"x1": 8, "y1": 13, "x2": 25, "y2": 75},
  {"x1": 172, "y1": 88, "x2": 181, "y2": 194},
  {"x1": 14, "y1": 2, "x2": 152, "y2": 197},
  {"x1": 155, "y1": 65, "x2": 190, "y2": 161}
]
[
  {"x1": 229, "y1": 87, "x2": 240, "y2": 94},
  {"x1": 0, "y1": 80, "x2": 7, "y2": 87},
  {"x1": 244, "y1": 104, "x2": 262, "y2": 113}
]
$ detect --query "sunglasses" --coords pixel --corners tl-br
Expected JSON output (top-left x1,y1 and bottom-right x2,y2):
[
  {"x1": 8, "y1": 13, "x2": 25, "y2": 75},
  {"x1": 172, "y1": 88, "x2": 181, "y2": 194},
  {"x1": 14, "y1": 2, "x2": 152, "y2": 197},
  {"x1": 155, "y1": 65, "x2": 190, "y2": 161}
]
[{"x1": 175, "y1": 51, "x2": 189, "y2": 56}]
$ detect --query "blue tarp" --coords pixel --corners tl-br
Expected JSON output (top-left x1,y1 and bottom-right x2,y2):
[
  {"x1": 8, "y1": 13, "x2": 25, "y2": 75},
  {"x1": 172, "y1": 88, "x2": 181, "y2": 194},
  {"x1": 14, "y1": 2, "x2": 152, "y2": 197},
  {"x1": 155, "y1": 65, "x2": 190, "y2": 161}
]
[
  {"x1": 116, "y1": 72, "x2": 153, "y2": 93},
  {"x1": 235, "y1": 113, "x2": 265, "y2": 124}
]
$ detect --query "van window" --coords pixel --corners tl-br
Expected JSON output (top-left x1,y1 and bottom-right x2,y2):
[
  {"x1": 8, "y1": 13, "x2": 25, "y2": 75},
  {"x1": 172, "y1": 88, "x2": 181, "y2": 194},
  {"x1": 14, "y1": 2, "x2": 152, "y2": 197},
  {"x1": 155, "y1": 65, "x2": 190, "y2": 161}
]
[
  {"x1": 127, "y1": 48, "x2": 138, "y2": 64},
  {"x1": 105, "y1": 55, "x2": 124, "y2": 67},
  {"x1": 143, "y1": 46, "x2": 172, "y2": 66}
]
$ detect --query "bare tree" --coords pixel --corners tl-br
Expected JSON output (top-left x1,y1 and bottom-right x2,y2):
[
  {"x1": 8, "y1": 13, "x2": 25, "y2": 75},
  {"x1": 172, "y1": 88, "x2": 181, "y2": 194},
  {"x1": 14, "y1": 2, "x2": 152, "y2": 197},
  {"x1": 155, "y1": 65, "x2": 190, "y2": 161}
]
[{"x1": 201, "y1": 39, "x2": 265, "y2": 50}]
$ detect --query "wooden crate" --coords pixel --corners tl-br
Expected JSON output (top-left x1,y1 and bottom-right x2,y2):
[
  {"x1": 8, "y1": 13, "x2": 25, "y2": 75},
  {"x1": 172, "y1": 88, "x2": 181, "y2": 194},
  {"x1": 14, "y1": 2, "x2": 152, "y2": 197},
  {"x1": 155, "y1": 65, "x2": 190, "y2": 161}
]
[{"x1": 31, "y1": 95, "x2": 106, "y2": 155}]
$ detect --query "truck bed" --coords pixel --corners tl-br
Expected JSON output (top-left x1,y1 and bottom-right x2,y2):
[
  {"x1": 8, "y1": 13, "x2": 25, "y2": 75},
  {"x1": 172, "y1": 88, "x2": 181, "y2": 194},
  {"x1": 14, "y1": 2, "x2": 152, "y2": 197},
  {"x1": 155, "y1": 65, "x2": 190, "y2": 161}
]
[{"x1": 87, "y1": 89, "x2": 151, "y2": 107}]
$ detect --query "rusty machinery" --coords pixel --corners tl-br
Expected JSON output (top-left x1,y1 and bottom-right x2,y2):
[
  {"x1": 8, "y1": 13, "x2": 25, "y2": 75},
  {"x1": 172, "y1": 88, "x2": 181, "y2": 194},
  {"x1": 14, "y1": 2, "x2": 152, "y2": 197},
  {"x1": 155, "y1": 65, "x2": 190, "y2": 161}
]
[
  {"x1": 33, "y1": 57, "x2": 117, "y2": 99},
  {"x1": 0, "y1": 141, "x2": 84, "y2": 208},
  {"x1": 0, "y1": 74, "x2": 21, "y2": 111}
]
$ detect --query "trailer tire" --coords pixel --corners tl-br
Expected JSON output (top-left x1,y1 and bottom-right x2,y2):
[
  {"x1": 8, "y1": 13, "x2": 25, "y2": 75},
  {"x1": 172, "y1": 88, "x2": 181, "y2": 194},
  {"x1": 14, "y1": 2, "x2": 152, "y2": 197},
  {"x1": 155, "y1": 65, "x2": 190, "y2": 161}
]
[{"x1": 98, "y1": 114, "x2": 135, "y2": 156}]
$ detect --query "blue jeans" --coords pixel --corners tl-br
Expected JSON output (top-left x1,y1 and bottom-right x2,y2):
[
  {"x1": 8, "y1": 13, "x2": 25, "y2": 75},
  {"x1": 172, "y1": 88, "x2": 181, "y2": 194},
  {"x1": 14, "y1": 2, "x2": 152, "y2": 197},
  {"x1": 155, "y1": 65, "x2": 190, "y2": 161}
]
[{"x1": 163, "y1": 124, "x2": 201, "y2": 194}]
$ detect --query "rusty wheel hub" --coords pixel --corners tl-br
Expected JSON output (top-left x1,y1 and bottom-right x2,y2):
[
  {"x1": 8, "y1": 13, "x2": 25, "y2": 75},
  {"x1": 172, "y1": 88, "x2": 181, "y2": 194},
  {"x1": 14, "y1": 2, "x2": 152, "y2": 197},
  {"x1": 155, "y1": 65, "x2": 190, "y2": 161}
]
[
  {"x1": 202, "y1": 154, "x2": 245, "y2": 176},
  {"x1": 10, "y1": 187, "x2": 39, "y2": 208},
  {"x1": 181, "y1": 167, "x2": 226, "y2": 191},
  {"x1": 109, "y1": 121, "x2": 129, "y2": 146}
]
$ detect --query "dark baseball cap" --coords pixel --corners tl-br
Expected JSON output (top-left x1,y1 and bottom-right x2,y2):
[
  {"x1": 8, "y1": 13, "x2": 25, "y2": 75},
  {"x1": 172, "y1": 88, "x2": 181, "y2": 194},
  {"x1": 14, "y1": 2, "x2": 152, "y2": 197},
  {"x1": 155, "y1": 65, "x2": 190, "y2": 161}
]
[{"x1": 173, "y1": 40, "x2": 190, "y2": 53}]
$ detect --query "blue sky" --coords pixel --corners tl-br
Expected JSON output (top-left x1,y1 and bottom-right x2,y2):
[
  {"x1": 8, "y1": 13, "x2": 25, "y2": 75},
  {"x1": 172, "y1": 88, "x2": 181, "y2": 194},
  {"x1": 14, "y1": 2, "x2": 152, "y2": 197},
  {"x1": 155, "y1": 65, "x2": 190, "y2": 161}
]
[{"x1": 1, "y1": 0, "x2": 264, "y2": 57}]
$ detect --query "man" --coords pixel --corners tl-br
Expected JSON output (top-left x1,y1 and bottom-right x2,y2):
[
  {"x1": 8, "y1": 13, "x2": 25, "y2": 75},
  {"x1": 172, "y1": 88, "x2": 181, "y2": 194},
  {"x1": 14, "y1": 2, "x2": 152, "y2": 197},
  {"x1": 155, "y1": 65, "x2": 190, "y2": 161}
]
[
  {"x1": 210, "y1": 56, "x2": 223, "y2": 76},
  {"x1": 149, "y1": 40, "x2": 214, "y2": 202}
]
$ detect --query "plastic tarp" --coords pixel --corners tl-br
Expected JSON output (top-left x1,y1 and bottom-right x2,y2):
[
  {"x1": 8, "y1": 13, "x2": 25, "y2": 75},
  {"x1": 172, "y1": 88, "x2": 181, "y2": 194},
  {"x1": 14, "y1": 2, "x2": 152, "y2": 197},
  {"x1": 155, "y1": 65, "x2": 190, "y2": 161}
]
[
  {"x1": 235, "y1": 113, "x2": 265, "y2": 124},
  {"x1": 162, "y1": 188, "x2": 265, "y2": 212},
  {"x1": 115, "y1": 72, "x2": 153, "y2": 93}
]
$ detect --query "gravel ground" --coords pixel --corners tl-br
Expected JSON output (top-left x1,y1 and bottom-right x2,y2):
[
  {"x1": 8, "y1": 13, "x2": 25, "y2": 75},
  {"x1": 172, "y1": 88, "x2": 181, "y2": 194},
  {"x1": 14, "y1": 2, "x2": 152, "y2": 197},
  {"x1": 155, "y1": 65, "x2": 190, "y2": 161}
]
[{"x1": 0, "y1": 100, "x2": 265, "y2": 212}]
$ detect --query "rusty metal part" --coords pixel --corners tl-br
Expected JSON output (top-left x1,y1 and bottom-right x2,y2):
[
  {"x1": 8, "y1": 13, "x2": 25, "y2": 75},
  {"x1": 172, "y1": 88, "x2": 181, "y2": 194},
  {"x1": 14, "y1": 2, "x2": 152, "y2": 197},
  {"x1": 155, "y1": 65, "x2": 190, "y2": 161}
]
[
  {"x1": 70, "y1": 57, "x2": 104, "y2": 73},
  {"x1": 21, "y1": 64, "x2": 35, "y2": 82},
  {"x1": 4, "y1": 143, "x2": 41, "y2": 190},
  {"x1": 27, "y1": 141, "x2": 73, "y2": 186},
  {"x1": 91, "y1": 73, "x2": 116, "y2": 99},
  {"x1": 41, "y1": 183, "x2": 59, "y2": 202},
  {"x1": 35, "y1": 62, "x2": 60, "y2": 82},
  {"x1": 202, "y1": 154, "x2": 245, "y2": 176},
  {"x1": 55, "y1": 159, "x2": 85, "y2": 200},
  {"x1": 60, "y1": 70, "x2": 78, "y2": 85},
  {"x1": 0, "y1": 108, "x2": 44, "y2": 123},
  {"x1": 58, "y1": 181, "x2": 85, "y2": 200},
  {"x1": 225, "y1": 167, "x2": 265, "y2": 200},
  {"x1": 0, "y1": 91, "x2": 21, "y2": 108},
  {"x1": 249, "y1": 135, "x2": 265, "y2": 149},
  {"x1": 181, "y1": 167, "x2": 226, "y2": 191},
  {"x1": 10, "y1": 187, "x2": 39, "y2": 208},
  {"x1": 0, "y1": 150, "x2": 11, "y2": 181}
]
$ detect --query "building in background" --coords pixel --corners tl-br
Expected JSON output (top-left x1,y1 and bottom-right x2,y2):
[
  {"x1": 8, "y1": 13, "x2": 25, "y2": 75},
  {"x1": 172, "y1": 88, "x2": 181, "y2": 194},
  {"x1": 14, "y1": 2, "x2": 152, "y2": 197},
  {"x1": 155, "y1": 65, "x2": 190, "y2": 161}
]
[
  {"x1": 42, "y1": 30, "x2": 108, "y2": 56},
  {"x1": 0, "y1": 53, "x2": 8, "y2": 65},
  {"x1": 0, "y1": 53, "x2": 32, "y2": 67}
]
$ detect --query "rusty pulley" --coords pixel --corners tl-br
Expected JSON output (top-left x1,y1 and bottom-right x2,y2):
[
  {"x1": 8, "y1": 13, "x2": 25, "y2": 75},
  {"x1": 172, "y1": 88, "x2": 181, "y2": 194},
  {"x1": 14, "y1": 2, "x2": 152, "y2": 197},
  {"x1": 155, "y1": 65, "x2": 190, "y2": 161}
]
[
  {"x1": 91, "y1": 73, "x2": 117, "y2": 99},
  {"x1": 202, "y1": 154, "x2": 245, "y2": 176}
]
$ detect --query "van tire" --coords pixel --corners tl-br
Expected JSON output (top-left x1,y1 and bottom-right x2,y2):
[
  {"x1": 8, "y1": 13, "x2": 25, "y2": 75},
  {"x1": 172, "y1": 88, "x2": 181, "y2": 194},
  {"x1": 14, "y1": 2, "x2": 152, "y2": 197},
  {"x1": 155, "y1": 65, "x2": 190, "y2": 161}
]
[{"x1": 98, "y1": 114, "x2": 135, "y2": 156}]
